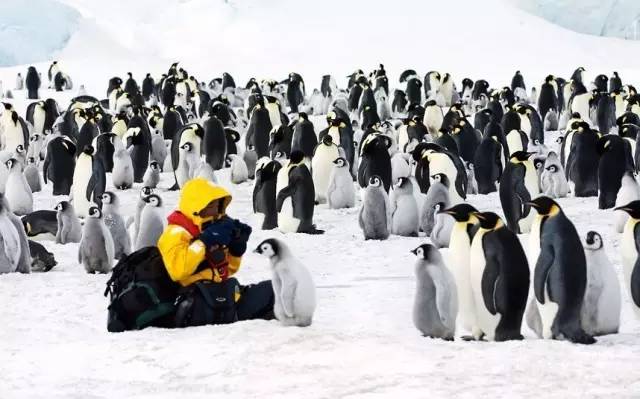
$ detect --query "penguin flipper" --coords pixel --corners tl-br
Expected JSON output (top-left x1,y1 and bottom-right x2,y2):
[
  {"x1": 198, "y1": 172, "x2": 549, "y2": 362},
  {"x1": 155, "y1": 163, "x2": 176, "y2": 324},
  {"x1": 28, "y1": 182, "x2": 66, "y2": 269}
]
[
  {"x1": 86, "y1": 174, "x2": 96, "y2": 202},
  {"x1": 631, "y1": 259, "x2": 640, "y2": 308},
  {"x1": 481, "y1": 252, "x2": 501, "y2": 315},
  {"x1": 534, "y1": 243, "x2": 554, "y2": 304},
  {"x1": 275, "y1": 184, "x2": 294, "y2": 211},
  {"x1": 512, "y1": 166, "x2": 531, "y2": 218},
  {"x1": 42, "y1": 153, "x2": 50, "y2": 184}
]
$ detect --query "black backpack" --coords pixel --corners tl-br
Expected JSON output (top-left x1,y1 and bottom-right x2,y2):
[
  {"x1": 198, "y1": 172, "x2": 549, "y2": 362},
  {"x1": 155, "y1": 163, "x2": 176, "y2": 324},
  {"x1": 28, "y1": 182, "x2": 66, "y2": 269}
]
[{"x1": 104, "y1": 247, "x2": 179, "y2": 332}]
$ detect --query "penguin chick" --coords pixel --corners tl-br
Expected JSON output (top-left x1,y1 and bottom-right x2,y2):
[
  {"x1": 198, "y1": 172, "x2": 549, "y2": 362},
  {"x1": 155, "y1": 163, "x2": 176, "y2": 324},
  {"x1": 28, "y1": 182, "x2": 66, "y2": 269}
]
[
  {"x1": 229, "y1": 154, "x2": 249, "y2": 184},
  {"x1": 254, "y1": 238, "x2": 316, "y2": 327},
  {"x1": 112, "y1": 147, "x2": 134, "y2": 190},
  {"x1": 359, "y1": 175, "x2": 391, "y2": 240},
  {"x1": 23, "y1": 157, "x2": 41, "y2": 193},
  {"x1": 4, "y1": 158, "x2": 33, "y2": 216},
  {"x1": 412, "y1": 244, "x2": 458, "y2": 340},
  {"x1": 55, "y1": 201, "x2": 82, "y2": 244},
  {"x1": 390, "y1": 177, "x2": 419, "y2": 236},
  {"x1": 540, "y1": 152, "x2": 569, "y2": 198},
  {"x1": 326, "y1": 157, "x2": 355, "y2": 209},
  {"x1": 78, "y1": 206, "x2": 115, "y2": 274},
  {"x1": 142, "y1": 161, "x2": 161, "y2": 189},
  {"x1": 101, "y1": 191, "x2": 131, "y2": 260},
  {"x1": 134, "y1": 194, "x2": 165, "y2": 250}
]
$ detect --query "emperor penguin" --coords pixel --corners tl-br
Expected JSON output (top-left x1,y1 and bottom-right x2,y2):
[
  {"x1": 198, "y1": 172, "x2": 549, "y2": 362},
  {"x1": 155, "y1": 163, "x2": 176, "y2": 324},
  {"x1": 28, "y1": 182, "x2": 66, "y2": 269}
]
[
  {"x1": 411, "y1": 244, "x2": 458, "y2": 340},
  {"x1": 390, "y1": 177, "x2": 419, "y2": 237},
  {"x1": 150, "y1": 128, "x2": 168, "y2": 169},
  {"x1": 78, "y1": 206, "x2": 115, "y2": 274},
  {"x1": 4, "y1": 158, "x2": 33, "y2": 216},
  {"x1": 193, "y1": 160, "x2": 218, "y2": 183},
  {"x1": 431, "y1": 202, "x2": 454, "y2": 249},
  {"x1": 311, "y1": 135, "x2": 340, "y2": 204},
  {"x1": 243, "y1": 145, "x2": 258, "y2": 180},
  {"x1": 613, "y1": 201, "x2": 640, "y2": 321},
  {"x1": 469, "y1": 212, "x2": 530, "y2": 341},
  {"x1": 23, "y1": 157, "x2": 41, "y2": 193},
  {"x1": 391, "y1": 152, "x2": 412, "y2": 184},
  {"x1": 254, "y1": 238, "x2": 316, "y2": 327},
  {"x1": 413, "y1": 143, "x2": 467, "y2": 204},
  {"x1": 129, "y1": 186, "x2": 154, "y2": 241},
  {"x1": 527, "y1": 196, "x2": 596, "y2": 344},
  {"x1": 440, "y1": 203, "x2": 480, "y2": 337},
  {"x1": 326, "y1": 157, "x2": 355, "y2": 209},
  {"x1": 540, "y1": 151, "x2": 569, "y2": 199},
  {"x1": 134, "y1": 194, "x2": 165, "y2": 250},
  {"x1": 229, "y1": 154, "x2": 249, "y2": 184},
  {"x1": 71, "y1": 146, "x2": 95, "y2": 218},
  {"x1": 1, "y1": 107, "x2": 27, "y2": 152},
  {"x1": 614, "y1": 172, "x2": 640, "y2": 233},
  {"x1": 359, "y1": 175, "x2": 392, "y2": 240},
  {"x1": 253, "y1": 160, "x2": 282, "y2": 230},
  {"x1": 581, "y1": 231, "x2": 621, "y2": 336},
  {"x1": 423, "y1": 100, "x2": 444, "y2": 136},
  {"x1": 0, "y1": 193, "x2": 31, "y2": 274},
  {"x1": 420, "y1": 174, "x2": 451, "y2": 236},
  {"x1": 176, "y1": 142, "x2": 199, "y2": 188},
  {"x1": 142, "y1": 161, "x2": 161, "y2": 189},
  {"x1": 499, "y1": 151, "x2": 539, "y2": 234},
  {"x1": 112, "y1": 147, "x2": 134, "y2": 190},
  {"x1": 101, "y1": 192, "x2": 131, "y2": 260},
  {"x1": 54, "y1": 201, "x2": 82, "y2": 244}
]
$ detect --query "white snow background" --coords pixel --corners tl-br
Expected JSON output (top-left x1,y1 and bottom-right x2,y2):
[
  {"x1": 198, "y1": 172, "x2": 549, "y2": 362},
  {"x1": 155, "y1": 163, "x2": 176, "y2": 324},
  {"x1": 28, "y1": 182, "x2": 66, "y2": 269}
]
[{"x1": 1, "y1": 0, "x2": 640, "y2": 398}]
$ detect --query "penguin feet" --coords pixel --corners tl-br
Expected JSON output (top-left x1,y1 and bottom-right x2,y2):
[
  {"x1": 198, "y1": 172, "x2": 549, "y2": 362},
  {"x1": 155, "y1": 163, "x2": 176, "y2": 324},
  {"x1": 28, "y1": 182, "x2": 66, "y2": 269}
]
[{"x1": 563, "y1": 330, "x2": 597, "y2": 345}]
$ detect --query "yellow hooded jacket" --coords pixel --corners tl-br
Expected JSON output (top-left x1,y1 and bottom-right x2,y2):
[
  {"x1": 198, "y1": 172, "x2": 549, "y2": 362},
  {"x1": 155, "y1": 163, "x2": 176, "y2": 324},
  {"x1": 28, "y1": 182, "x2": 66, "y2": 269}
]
[{"x1": 157, "y1": 178, "x2": 242, "y2": 287}]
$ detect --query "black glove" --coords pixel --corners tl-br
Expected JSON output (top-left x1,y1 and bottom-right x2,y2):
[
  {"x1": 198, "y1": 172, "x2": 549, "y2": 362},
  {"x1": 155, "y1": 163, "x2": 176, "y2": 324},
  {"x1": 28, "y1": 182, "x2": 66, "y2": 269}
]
[
  {"x1": 228, "y1": 221, "x2": 252, "y2": 257},
  {"x1": 198, "y1": 218, "x2": 236, "y2": 247}
]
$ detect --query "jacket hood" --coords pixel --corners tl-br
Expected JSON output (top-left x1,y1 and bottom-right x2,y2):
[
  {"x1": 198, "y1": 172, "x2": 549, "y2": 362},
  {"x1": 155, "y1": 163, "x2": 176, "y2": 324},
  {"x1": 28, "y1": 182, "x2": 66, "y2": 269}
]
[{"x1": 178, "y1": 178, "x2": 232, "y2": 227}]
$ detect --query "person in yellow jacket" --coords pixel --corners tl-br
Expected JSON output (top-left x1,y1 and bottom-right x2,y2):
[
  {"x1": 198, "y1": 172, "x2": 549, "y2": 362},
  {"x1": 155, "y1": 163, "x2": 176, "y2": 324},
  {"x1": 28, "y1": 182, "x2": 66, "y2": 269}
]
[{"x1": 157, "y1": 178, "x2": 274, "y2": 326}]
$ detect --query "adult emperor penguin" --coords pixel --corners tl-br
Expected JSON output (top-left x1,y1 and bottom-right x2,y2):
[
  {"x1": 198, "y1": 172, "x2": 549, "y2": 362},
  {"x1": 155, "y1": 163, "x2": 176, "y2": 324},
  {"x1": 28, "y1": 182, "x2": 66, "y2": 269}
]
[
  {"x1": 358, "y1": 133, "x2": 392, "y2": 193},
  {"x1": 440, "y1": 203, "x2": 480, "y2": 337},
  {"x1": 311, "y1": 135, "x2": 340, "y2": 203},
  {"x1": 134, "y1": 194, "x2": 165, "y2": 250},
  {"x1": 390, "y1": 177, "x2": 419, "y2": 237},
  {"x1": 359, "y1": 175, "x2": 391, "y2": 240},
  {"x1": 567, "y1": 122, "x2": 599, "y2": 197},
  {"x1": 1, "y1": 106, "x2": 28, "y2": 152},
  {"x1": 254, "y1": 238, "x2": 316, "y2": 327},
  {"x1": 527, "y1": 196, "x2": 596, "y2": 344},
  {"x1": 243, "y1": 145, "x2": 258, "y2": 180},
  {"x1": 54, "y1": 201, "x2": 82, "y2": 244},
  {"x1": 203, "y1": 115, "x2": 227, "y2": 170},
  {"x1": 0, "y1": 193, "x2": 31, "y2": 274},
  {"x1": 101, "y1": 192, "x2": 130, "y2": 260},
  {"x1": 473, "y1": 128, "x2": 503, "y2": 194},
  {"x1": 327, "y1": 157, "x2": 355, "y2": 209},
  {"x1": 276, "y1": 151, "x2": 323, "y2": 234},
  {"x1": 580, "y1": 231, "x2": 621, "y2": 336},
  {"x1": 614, "y1": 172, "x2": 640, "y2": 233},
  {"x1": 4, "y1": 158, "x2": 32, "y2": 216},
  {"x1": 597, "y1": 134, "x2": 632, "y2": 209},
  {"x1": 25, "y1": 66, "x2": 40, "y2": 99},
  {"x1": 500, "y1": 151, "x2": 539, "y2": 234},
  {"x1": 540, "y1": 152, "x2": 569, "y2": 199},
  {"x1": 413, "y1": 143, "x2": 467, "y2": 204},
  {"x1": 78, "y1": 206, "x2": 115, "y2": 274},
  {"x1": 291, "y1": 112, "x2": 317, "y2": 161},
  {"x1": 469, "y1": 212, "x2": 530, "y2": 341},
  {"x1": 286, "y1": 72, "x2": 305, "y2": 113},
  {"x1": 70, "y1": 146, "x2": 96, "y2": 218},
  {"x1": 253, "y1": 160, "x2": 282, "y2": 230},
  {"x1": 614, "y1": 201, "x2": 640, "y2": 321},
  {"x1": 423, "y1": 100, "x2": 443, "y2": 136},
  {"x1": 411, "y1": 244, "x2": 458, "y2": 340},
  {"x1": 246, "y1": 100, "x2": 273, "y2": 159},
  {"x1": 125, "y1": 115, "x2": 151, "y2": 183}
]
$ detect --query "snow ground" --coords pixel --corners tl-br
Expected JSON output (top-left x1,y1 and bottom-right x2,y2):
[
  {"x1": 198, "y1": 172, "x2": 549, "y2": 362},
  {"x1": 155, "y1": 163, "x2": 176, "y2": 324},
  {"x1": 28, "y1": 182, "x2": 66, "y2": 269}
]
[
  {"x1": 1, "y1": 0, "x2": 640, "y2": 398},
  {"x1": 0, "y1": 87, "x2": 639, "y2": 398}
]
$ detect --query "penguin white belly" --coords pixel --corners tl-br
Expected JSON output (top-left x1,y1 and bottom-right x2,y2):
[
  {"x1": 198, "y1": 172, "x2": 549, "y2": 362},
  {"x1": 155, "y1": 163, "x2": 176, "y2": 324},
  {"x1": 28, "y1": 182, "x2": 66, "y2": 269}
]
[
  {"x1": 519, "y1": 161, "x2": 540, "y2": 233},
  {"x1": 397, "y1": 125, "x2": 409, "y2": 152},
  {"x1": 572, "y1": 94, "x2": 592, "y2": 126},
  {"x1": 327, "y1": 126, "x2": 341, "y2": 147},
  {"x1": 276, "y1": 164, "x2": 290, "y2": 195},
  {"x1": 621, "y1": 219, "x2": 640, "y2": 319},
  {"x1": 615, "y1": 96, "x2": 625, "y2": 118},
  {"x1": 506, "y1": 130, "x2": 523, "y2": 157},
  {"x1": 266, "y1": 103, "x2": 281, "y2": 128},
  {"x1": 562, "y1": 131, "x2": 575, "y2": 167},
  {"x1": 33, "y1": 107, "x2": 46, "y2": 134},
  {"x1": 470, "y1": 230, "x2": 501, "y2": 340},
  {"x1": 71, "y1": 158, "x2": 92, "y2": 218},
  {"x1": 447, "y1": 225, "x2": 477, "y2": 332},
  {"x1": 4, "y1": 125, "x2": 24, "y2": 152},
  {"x1": 429, "y1": 153, "x2": 462, "y2": 204},
  {"x1": 625, "y1": 138, "x2": 636, "y2": 161},
  {"x1": 278, "y1": 197, "x2": 300, "y2": 233},
  {"x1": 5, "y1": 173, "x2": 32, "y2": 215},
  {"x1": 328, "y1": 170, "x2": 355, "y2": 209},
  {"x1": 176, "y1": 157, "x2": 191, "y2": 188},
  {"x1": 520, "y1": 116, "x2": 532, "y2": 137},
  {"x1": 391, "y1": 196, "x2": 418, "y2": 235},
  {"x1": 586, "y1": 253, "x2": 622, "y2": 334},
  {"x1": 615, "y1": 181, "x2": 640, "y2": 233},
  {"x1": 423, "y1": 108, "x2": 443, "y2": 135},
  {"x1": 538, "y1": 282, "x2": 559, "y2": 339},
  {"x1": 312, "y1": 147, "x2": 339, "y2": 203}
]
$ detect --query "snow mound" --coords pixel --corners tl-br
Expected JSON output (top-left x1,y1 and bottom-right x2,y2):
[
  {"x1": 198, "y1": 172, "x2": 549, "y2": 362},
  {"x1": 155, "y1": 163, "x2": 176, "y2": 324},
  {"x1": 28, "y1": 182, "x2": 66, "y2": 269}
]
[{"x1": 0, "y1": 0, "x2": 80, "y2": 66}]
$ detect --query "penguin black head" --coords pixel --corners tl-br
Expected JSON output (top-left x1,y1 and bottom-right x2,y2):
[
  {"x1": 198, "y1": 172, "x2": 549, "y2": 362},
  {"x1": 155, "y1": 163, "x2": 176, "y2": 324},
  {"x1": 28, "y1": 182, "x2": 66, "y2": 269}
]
[
  {"x1": 333, "y1": 157, "x2": 347, "y2": 168},
  {"x1": 368, "y1": 175, "x2": 382, "y2": 187},
  {"x1": 533, "y1": 157, "x2": 545, "y2": 171},
  {"x1": 298, "y1": 112, "x2": 308, "y2": 121},
  {"x1": 144, "y1": 194, "x2": 162, "y2": 207},
  {"x1": 289, "y1": 150, "x2": 305, "y2": 165},
  {"x1": 321, "y1": 135, "x2": 333, "y2": 146},
  {"x1": 141, "y1": 186, "x2": 154, "y2": 197},
  {"x1": 149, "y1": 161, "x2": 160, "y2": 170},
  {"x1": 615, "y1": 200, "x2": 640, "y2": 219},
  {"x1": 180, "y1": 142, "x2": 193, "y2": 152},
  {"x1": 526, "y1": 196, "x2": 561, "y2": 216},
  {"x1": 411, "y1": 243, "x2": 441, "y2": 263},
  {"x1": 473, "y1": 212, "x2": 504, "y2": 230},
  {"x1": 545, "y1": 75, "x2": 555, "y2": 84},
  {"x1": 584, "y1": 231, "x2": 603, "y2": 251},
  {"x1": 510, "y1": 151, "x2": 533, "y2": 163},
  {"x1": 27, "y1": 157, "x2": 36, "y2": 164},
  {"x1": 5, "y1": 158, "x2": 17, "y2": 170},
  {"x1": 101, "y1": 191, "x2": 115, "y2": 205},
  {"x1": 274, "y1": 151, "x2": 286, "y2": 160},
  {"x1": 254, "y1": 238, "x2": 281, "y2": 259},
  {"x1": 546, "y1": 165, "x2": 558, "y2": 173},
  {"x1": 82, "y1": 145, "x2": 94, "y2": 156},
  {"x1": 431, "y1": 173, "x2": 450, "y2": 188},
  {"x1": 88, "y1": 206, "x2": 102, "y2": 219},
  {"x1": 15, "y1": 144, "x2": 25, "y2": 154},
  {"x1": 440, "y1": 204, "x2": 479, "y2": 223},
  {"x1": 54, "y1": 201, "x2": 69, "y2": 212}
]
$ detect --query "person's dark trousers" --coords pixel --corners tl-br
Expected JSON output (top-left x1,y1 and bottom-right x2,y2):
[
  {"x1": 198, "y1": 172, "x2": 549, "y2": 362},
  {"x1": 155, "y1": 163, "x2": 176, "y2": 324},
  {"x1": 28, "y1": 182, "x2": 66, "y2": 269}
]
[{"x1": 237, "y1": 280, "x2": 276, "y2": 321}]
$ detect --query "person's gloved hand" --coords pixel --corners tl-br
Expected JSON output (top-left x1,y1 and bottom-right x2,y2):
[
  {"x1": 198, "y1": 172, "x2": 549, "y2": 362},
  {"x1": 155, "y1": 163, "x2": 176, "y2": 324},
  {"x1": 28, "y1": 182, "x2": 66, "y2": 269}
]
[
  {"x1": 228, "y1": 221, "x2": 252, "y2": 257},
  {"x1": 198, "y1": 218, "x2": 236, "y2": 247}
]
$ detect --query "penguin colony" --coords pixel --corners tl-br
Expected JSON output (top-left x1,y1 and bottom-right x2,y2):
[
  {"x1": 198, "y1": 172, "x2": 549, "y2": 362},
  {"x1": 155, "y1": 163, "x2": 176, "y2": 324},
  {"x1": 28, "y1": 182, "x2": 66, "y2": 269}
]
[{"x1": 1, "y1": 61, "x2": 639, "y2": 342}]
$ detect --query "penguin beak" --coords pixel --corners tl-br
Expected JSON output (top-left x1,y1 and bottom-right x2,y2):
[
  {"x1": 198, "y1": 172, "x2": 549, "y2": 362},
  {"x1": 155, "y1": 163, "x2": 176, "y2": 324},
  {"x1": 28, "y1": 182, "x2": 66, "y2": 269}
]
[
  {"x1": 410, "y1": 248, "x2": 418, "y2": 255},
  {"x1": 472, "y1": 212, "x2": 485, "y2": 221},
  {"x1": 253, "y1": 246, "x2": 261, "y2": 254},
  {"x1": 614, "y1": 206, "x2": 629, "y2": 212}
]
